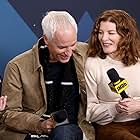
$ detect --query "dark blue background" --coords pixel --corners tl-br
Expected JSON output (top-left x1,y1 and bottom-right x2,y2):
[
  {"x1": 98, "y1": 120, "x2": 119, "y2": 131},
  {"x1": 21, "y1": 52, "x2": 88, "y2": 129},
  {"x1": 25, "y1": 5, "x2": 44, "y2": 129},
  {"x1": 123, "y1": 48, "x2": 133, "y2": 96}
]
[{"x1": 0, "y1": 0, "x2": 140, "y2": 76}]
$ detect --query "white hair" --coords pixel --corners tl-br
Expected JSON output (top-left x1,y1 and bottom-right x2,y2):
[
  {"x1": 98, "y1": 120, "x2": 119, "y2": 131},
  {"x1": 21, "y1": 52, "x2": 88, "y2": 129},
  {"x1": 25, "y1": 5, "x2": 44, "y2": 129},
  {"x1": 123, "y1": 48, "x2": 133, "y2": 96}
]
[{"x1": 41, "y1": 11, "x2": 78, "y2": 41}]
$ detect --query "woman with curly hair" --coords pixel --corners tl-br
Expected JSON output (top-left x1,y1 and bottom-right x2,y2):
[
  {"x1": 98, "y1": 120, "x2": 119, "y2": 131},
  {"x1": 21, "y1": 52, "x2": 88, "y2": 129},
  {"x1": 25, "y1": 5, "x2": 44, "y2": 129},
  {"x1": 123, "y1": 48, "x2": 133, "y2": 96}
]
[{"x1": 85, "y1": 9, "x2": 140, "y2": 140}]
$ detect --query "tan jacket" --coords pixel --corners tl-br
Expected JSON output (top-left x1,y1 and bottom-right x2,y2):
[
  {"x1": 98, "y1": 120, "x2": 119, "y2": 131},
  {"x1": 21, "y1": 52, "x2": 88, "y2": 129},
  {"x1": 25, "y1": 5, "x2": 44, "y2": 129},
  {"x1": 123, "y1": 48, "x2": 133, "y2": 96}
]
[{"x1": 0, "y1": 41, "x2": 95, "y2": 140}]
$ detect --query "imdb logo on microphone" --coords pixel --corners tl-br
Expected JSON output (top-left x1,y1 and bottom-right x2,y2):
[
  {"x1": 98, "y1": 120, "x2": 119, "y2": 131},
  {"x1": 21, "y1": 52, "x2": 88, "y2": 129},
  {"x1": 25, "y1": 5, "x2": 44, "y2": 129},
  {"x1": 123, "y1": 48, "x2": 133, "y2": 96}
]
[{"x1": 109, "y1": 78, "x2": 128, "y2": 94}]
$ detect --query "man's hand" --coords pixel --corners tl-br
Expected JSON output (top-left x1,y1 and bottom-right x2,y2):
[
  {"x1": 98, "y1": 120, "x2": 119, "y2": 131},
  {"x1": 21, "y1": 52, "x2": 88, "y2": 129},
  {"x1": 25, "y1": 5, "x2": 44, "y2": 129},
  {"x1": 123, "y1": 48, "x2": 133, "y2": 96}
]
[{"x1": 37, "y1": 117, "x2": 55, "y2": 134}]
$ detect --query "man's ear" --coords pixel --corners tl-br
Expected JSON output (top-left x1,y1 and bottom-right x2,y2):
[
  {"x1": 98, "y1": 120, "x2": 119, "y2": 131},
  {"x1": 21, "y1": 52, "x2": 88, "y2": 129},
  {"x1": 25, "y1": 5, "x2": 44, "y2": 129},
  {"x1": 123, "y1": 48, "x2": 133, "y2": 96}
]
[{"x1": 43, "y1": 35, "x2": 48, "y2": 45}]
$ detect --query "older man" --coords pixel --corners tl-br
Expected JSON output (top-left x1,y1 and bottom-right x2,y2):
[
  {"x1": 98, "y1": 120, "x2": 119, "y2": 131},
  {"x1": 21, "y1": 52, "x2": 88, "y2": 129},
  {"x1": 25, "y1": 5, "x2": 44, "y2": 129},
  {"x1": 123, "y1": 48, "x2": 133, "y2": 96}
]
[{"x1": 0, "y1": 11, "x2": 95, "y2": 140}]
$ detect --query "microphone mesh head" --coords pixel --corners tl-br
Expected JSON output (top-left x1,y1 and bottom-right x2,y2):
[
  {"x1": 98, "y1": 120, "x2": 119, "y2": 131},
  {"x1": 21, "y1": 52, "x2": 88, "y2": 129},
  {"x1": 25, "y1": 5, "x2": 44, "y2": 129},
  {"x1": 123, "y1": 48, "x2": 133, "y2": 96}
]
[
  {"x1": 107, "y1": 68, "x2": 120, "y2": 82},
  {"x1": 51, "y1": 109, "x2": 67, "y2": 123}
]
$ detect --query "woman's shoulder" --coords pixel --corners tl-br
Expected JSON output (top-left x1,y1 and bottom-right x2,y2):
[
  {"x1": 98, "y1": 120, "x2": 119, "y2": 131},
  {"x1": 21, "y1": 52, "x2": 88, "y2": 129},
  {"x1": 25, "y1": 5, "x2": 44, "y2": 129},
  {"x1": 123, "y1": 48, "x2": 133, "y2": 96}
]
[
  {"x1": 86, "y1": 56, "x2": 102, "y2": 65},
  {"x1": 85, "y1": 57, "x2": 103, "y2": 72}
]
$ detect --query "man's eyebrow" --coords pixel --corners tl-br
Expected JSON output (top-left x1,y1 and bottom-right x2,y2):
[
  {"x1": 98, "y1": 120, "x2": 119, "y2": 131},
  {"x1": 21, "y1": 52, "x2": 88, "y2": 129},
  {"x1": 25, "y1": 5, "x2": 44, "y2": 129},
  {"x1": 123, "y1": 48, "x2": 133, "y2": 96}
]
[{"x1": 57, "y1": 41, "x2": 77, "y2": 48}]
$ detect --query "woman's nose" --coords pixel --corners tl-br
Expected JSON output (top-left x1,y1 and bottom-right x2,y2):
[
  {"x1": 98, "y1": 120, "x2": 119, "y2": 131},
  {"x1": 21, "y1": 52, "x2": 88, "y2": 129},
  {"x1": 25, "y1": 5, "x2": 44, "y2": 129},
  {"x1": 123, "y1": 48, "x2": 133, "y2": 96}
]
[{"x1": 102, "y1": 33, "x2": 109, "y2": 41}]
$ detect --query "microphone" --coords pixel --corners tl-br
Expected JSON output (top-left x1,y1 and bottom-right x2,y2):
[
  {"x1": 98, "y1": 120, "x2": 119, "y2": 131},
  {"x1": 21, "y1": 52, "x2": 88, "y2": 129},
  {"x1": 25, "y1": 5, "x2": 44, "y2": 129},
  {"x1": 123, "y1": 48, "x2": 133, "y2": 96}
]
[
  {"x1": 42, "y1": 109, "x2": 69, "y2": 126},
  {"x1": 107, "y1": 68, "x2": 129, "y2": 99},
  {"x1": 51, "y1": 109, "x2": 68, "y2": 124}
]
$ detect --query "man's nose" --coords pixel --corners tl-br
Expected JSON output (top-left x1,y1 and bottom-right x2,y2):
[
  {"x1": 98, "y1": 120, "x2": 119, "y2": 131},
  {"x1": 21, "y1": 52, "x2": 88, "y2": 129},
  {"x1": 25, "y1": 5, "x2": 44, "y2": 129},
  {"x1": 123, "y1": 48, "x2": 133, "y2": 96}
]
[{"x1": 64, "y1": 48, "x2": 71, "y2": 55}]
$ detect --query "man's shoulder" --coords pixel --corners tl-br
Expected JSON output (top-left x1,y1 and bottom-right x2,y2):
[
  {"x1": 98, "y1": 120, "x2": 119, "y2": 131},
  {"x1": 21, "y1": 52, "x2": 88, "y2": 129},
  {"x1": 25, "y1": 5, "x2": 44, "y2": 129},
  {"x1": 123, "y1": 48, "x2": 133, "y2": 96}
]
[
  {"x1": 9, "y1": 49, "x2": 33, "y2": 64},
  {"x1": 74, "y1": 42, "x2": 88, "y2": 56},
  {"x1": 9, "y1": 43, "x2": 38, "y2": 64},
  {"x1": 76, "y1": 42, "x2": 88, "y2": 50}
]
